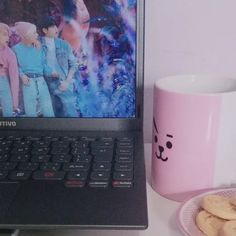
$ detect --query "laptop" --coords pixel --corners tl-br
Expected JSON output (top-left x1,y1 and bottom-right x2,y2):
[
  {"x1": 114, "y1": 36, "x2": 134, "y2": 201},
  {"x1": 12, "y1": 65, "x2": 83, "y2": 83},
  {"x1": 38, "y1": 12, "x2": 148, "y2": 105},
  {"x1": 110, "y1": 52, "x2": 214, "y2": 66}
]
[{"x1": 0, "y1": 0, "x2": 147, "y2": 230}]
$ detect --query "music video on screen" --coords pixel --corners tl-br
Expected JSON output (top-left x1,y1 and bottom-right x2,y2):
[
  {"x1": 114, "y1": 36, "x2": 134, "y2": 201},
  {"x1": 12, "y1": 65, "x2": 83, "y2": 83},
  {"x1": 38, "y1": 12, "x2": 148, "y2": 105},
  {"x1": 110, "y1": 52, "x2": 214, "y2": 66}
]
[{"x1": 0, "y1": 0, "x2": 136, "y2": 118}]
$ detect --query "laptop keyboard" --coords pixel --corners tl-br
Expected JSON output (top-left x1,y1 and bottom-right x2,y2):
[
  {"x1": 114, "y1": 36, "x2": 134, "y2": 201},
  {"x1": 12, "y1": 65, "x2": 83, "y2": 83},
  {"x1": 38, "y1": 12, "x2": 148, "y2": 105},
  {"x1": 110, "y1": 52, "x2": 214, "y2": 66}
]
[{"x1": 0, "y1": 135, "x2": 134, "y2": 188}]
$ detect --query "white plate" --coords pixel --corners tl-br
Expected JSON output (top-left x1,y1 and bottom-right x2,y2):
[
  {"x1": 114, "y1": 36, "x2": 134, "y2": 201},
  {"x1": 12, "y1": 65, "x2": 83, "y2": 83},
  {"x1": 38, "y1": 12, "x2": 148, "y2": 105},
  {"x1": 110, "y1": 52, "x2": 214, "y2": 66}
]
[{"x1": 177, "y1": 187, "x2": 236, "y2": 236}]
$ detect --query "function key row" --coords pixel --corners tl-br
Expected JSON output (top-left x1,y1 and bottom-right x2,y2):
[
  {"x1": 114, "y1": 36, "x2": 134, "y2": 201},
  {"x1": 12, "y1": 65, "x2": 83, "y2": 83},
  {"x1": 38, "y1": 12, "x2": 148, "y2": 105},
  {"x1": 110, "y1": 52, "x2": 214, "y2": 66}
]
[
  {"x1": 0, "y1": 140, "x2": 133, "y2": 152},
  {"x1": 0, "y1": 136, "x2": 134, "y2": 142}
]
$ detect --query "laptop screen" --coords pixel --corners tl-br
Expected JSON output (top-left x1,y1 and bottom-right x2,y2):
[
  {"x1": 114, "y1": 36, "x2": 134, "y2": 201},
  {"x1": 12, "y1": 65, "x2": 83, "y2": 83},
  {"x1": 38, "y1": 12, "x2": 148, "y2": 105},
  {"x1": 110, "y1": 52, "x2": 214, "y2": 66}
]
[{"x1": 0, "y1": 0, "x2": 136, "y2": 119}]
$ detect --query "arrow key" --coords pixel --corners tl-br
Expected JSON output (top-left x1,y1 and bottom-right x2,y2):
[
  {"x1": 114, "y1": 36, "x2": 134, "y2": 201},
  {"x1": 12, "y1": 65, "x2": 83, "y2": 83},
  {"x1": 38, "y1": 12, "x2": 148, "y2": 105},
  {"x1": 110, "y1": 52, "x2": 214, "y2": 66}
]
[
  {"x1": 113, "y1": 171, "x2": 133, "y2": 181},
  {"x1": 90, "y1": 171, "x2": 110, "y2": 181}
]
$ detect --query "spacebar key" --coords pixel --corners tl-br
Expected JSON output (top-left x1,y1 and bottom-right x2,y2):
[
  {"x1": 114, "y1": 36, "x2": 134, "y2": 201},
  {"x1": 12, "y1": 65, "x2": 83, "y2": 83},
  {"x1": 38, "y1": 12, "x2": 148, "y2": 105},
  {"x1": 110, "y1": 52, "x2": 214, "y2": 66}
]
[{"x1": 32, "y1": 171, "x2": 65, "y2": 180}]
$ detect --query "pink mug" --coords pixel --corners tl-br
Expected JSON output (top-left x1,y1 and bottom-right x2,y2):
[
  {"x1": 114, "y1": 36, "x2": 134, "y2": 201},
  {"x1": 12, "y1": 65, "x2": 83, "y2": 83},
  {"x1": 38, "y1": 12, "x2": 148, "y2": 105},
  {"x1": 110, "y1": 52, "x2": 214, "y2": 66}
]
[{"x1": 152, "y1": 75, "x2": 236, "y2": 202}]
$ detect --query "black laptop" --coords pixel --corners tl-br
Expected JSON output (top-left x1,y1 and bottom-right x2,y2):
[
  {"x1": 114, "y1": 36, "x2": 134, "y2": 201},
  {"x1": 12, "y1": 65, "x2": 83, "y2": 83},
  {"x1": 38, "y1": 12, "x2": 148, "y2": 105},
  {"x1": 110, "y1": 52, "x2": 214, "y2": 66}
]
[{"x1": 0, "y1": 0, "x2": 147, "y2": 230}]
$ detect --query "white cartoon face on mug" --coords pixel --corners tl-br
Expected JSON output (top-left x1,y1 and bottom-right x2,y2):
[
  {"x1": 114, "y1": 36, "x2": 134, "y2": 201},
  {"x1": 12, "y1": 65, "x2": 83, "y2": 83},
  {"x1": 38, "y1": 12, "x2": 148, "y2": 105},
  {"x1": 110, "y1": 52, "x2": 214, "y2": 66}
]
[{"x1": 153, "y1": 117, "x2": 173, "y2": 162}]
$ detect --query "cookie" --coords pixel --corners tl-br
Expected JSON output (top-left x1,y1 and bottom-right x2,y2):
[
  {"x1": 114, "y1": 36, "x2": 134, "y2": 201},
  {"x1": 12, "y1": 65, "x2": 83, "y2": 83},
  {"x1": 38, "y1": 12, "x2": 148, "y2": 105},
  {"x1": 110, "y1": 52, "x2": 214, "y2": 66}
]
[
  {"x1": 219, "y1": 221, "x2": 236, "y2": 236},
  {"x1": 196, "y1": 210, "x2": 226, "y2": 236},
  {"x1": 201, "y1": 195, "x2": 236, "y2": 220}
]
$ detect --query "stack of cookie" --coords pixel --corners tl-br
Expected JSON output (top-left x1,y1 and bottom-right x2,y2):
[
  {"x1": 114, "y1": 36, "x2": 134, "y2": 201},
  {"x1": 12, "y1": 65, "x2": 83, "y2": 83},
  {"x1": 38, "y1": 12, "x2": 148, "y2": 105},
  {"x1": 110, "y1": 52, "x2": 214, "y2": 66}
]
[{"x1": 196, "y1": 194, "x2": 236, "y2": 236}]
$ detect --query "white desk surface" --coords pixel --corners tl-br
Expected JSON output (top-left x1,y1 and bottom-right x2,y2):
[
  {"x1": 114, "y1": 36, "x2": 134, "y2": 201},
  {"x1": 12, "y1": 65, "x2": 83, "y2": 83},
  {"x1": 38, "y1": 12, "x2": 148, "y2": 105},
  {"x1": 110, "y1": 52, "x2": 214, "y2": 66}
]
[{"x1": 19, "y1": 143, "x2": 183, "y2": 236}]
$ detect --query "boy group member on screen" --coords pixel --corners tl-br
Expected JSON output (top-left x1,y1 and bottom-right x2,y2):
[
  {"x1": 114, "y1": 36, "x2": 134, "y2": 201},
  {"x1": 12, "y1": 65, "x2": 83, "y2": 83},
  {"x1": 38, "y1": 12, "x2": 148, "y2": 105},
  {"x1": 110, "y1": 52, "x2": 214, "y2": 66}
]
[
  {"x1": 13, "y1": 22, "x2": 55, "y2": 117},
  {"x1": 59, "y1": 0, "x2": 90, "y2": 54},
  {"x1": 0, "y1": 23, "x2": 19, "y2": 117},
  {"x1": 40, "y1": 17, "x2": 78, "y2": 117}
]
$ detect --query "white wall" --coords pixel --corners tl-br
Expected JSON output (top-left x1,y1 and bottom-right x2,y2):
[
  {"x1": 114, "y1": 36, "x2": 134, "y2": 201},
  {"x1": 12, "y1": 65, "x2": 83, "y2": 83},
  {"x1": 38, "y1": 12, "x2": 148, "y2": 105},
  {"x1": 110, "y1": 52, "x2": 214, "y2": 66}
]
[{"x1": 144, "y1": 0, "x2": 236, "y2": 142}]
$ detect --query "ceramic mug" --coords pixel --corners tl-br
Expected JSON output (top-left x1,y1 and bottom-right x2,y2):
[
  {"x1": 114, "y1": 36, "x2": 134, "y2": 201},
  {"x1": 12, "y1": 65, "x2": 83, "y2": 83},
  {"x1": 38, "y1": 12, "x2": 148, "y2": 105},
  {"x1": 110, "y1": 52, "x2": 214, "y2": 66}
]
[{"x1": 152, "y1": 75, "x2": 236, "y2": 202}]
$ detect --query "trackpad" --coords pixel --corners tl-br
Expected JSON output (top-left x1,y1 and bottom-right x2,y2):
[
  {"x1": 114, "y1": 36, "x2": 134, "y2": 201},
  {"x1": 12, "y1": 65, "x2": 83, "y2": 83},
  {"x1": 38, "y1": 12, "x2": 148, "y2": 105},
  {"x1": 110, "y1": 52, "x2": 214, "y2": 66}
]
[{"x1": 0, "y1": 183, "x2": 20, "y2": 220}]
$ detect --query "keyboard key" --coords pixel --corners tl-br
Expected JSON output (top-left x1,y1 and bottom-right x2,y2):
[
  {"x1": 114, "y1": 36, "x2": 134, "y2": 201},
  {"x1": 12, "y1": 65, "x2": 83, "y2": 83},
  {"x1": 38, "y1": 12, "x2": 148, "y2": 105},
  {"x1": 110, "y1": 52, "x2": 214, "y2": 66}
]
[
  {"x1": 0, "y1": 147, "x2": 10, "y2": 154},
  {"x1": 67, "y1": 171, "x2": 88, "y2": 181},
  {"x1": 89, "y1": 181, "x2": 109, "y2": 188},
  {"x1": 112, "y1": 181, "x2": 133, "y2": 188},
  {"x1": 43, "y1": 136, "x2": 59, "y2": 142},
  {"x1": 32, "y1": 171, "x2": 65, "y2": 180},
  {"x1": 92, "y1": 148, "x2": 113, "y2": 156},
  {"x1": 80, "y1": 136, "x2": 96, "y2": 141},
  {"x1": 71, "y1": 141, "x2": 89, "y2": 149},
  {"x1": 90, "y1": 171, "x2": 110, "y2": 181},
  {"x1": 32, "y1": 140, "x2": 50, "y2": 147},
  {"x1": 52, "y1": 154, "x2": 72, "y2": 163},
  {"x1": 113, "y1": 172, "x2": 133, "y2": 181},
  {"x1": 115, "y1": 155, "x2": 133, "y2": 163},
  {"x1": 93, "y1": 163, "x2": 111, "y2": 171},
  {"x1": 31, "y1": 155, "x2": 51, "y2": 163},
  {"x1": 100, "y1": 137, "x2": 114, "y2": 142},
  {"x1": 73, "y1": 154, "x2": 92, "y2": 163},
  {"x1": 117, "y1": 137, "x2": 133, "y2": 142},
  {"x1": 52, "y1": 141, "x2": 70, "y2": 147},
  {"x1": 18, "y1": 162, "x2": 39, "y2": 171},
  {"x1": 93, "y1": 154, "x2": 113, "y2": 163},
  {"x1": 91, "y1": 141, "x2": 114, "y2": 149},
  {"x1": 117, "y1": 142, "x2": 134, "y2": 148},
  {"x1": 0, "y1": 171, "x2": 8, "y2": 180},
  {"x1": 6, "y1": 136, "x2": 22, "y2": 141},
  {"x1": 31, "y1": 147, "x2": 50, "y2": 155},
  {"x1": 0, "y1": 154, "x2": 9, "y2": 162},
  {"x1": 11, "y1": 147, "x2": 30, "y2": 154},
  {"x1": 14, "y1": 140, "x2": 32, "y2": 147},
  {"x1": 0, "y1": 162, "x2": 17, "y2": 171},
  {"x1": 0, "y1": 140, "x2": 13, "y2": 147},
  {"x1": 64, "y1": 180, "x2": 85, "y2": 188},
  {"x1": 40, "y1": 163, "x2": 61, "y2": 171},
  {"x1": 11, "y1": 154, "x2": 30, "y2": 162},
  {"x1": 51, "y1": 147, "x2": 70, "y2": 155},
  {"x1": 25, "y1": 136, "x2": 41, "y2": 141},
  {"x1": 60, "y1": 136, "x2": 78, "y2": 142},
  {"x1": 71, "y1": 148, "x2": 89, "y2": 155},
  {"x1": 9, "y1": 171, "x2": 31, "y2": 180},
  {"x1": 116, "y1": 148, "x2": 133, "y2": 155},
  {"x1": 63, "y1": 163, "x2": 90, "y2": 171},
  {"x1": 114, "y1": 163, "x2": 133, "y2": 171}
]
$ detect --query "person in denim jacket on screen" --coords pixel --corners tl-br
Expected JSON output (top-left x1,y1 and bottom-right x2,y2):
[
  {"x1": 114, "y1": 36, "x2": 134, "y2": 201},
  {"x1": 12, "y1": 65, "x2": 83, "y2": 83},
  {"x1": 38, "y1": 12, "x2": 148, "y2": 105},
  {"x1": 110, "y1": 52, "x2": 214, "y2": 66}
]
[
  {"x1": 40, "y1": 17, "x2": 78, "y2": 117},
  {"x1": 13, "y1": 22, "x2": 55, "y2": 117},
  {"x1": 0, "y1": 23, "x2": 19, "y2": 117}
]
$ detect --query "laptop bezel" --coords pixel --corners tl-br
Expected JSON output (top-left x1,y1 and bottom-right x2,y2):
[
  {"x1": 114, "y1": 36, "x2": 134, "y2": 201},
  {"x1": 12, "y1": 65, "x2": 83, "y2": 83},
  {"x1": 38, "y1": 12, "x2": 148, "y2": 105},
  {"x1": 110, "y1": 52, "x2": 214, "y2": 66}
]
[{"x1": 0, "y1": 0, "x2": 144, "y2": 131}]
